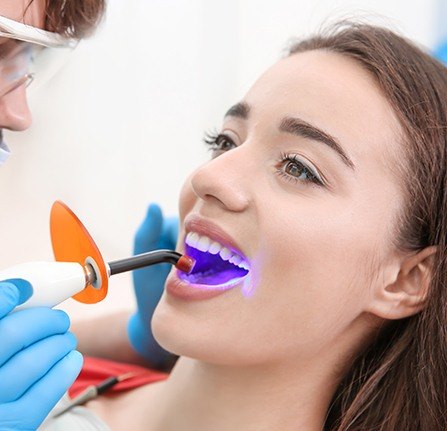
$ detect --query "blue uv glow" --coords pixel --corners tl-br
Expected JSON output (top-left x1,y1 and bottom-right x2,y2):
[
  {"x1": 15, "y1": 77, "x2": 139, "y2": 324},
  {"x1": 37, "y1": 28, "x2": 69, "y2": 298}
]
[{"x1": 179, "y1": 244, "x2": 249, "y2": 285}]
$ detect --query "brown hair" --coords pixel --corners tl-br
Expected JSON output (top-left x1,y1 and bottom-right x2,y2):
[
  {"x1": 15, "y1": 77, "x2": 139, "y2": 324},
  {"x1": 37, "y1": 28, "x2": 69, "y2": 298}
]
[
  {"x1": 27, "y1": 0, "x2": 106, "y2": 39},
  {"x1": 289, "y1": 22, "x2": 447, "y2": 430}
]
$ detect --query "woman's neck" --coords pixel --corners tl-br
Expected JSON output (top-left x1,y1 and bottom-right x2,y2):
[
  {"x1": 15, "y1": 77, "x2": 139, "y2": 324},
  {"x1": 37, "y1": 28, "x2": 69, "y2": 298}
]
[{"x1": 147, "y1": 355, "x2": 341, "y2": 431}]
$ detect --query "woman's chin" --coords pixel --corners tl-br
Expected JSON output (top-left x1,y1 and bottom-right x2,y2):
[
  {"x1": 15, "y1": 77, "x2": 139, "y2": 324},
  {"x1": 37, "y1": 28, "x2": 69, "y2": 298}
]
[
  {"x1": 151, "y1": 294, "x2": 220, "y2": 361},
  {"x1": 151, "y1": 293, "x2": 250, "y2": 366},
  {"x1": 151, "y1": 270, "x2": 262, "y2": 365},
  {"x1": 151, "y1": 302, "x2": 191, "y2": 357}
]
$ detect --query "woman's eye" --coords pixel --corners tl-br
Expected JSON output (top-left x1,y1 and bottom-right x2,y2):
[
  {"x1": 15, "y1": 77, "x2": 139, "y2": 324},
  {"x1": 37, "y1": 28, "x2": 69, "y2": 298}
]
[
  {"x1": 285, "y1": 160, "x2": 313, "y2": 179},
  {"x1": 278, "y1": 155, "x2": 324, "y2": 187},
  {"x1": 203, "y1": 131, "x2": 237, "y2": 157}
]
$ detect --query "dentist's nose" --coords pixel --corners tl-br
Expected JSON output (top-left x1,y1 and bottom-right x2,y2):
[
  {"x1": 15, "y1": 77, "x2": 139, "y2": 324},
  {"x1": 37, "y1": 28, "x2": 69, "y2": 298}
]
[
  {"x1": 0, "y1": 85, "x2": 32, "y2": 131},
  {"x1": 190, "y1": 151, "x2": 250, "y2": 212}
]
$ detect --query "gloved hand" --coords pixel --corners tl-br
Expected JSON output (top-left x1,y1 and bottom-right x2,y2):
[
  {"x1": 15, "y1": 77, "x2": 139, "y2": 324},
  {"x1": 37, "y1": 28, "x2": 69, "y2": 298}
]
[
  {"x1": 0, "y1": 279, "x2": 83, "y2": 431},
  {"x1": 127, "y1": 203, "x2": 179, "y2": 367},
  {"x1": 435, "y1": 41, "x2": 447, "y2": 64}
]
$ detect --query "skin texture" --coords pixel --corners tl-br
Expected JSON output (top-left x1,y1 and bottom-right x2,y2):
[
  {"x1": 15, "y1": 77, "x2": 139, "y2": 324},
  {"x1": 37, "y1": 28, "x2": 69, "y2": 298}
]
[
  {"x1": 0, "y1": 0, "x2": 46, "y2": 131},
  {"x1": 85, "y1": 51, "x2": 436, "y2": 430}
]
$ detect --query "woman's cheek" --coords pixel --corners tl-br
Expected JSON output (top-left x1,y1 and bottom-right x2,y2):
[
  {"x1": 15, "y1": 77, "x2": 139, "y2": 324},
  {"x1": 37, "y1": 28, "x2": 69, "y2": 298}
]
[{"x1": 178, "y1": 173, "x2": 197, "y2": 219}]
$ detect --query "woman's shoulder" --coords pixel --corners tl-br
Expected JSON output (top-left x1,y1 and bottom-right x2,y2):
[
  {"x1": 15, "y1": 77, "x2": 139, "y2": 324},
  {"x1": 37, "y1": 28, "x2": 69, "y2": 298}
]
[{"x1": 86, "y1": 378, "x2": 167, "y2": 430}]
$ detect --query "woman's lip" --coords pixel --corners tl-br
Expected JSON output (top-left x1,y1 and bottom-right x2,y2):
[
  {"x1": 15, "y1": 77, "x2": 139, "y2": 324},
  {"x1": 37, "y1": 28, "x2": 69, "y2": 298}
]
[
  {"x1": 166, "y1": 269, "x2": 243, "y2": 301},
  {"x1": 183, "y1": 215, "x2": 247, "y2": 260}
]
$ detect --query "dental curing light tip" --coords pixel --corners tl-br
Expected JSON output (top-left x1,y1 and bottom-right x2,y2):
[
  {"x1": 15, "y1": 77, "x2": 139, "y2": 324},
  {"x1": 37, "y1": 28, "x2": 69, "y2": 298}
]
[{"x1": 176, "y1": 255, "x2": 196, "y2": 274}]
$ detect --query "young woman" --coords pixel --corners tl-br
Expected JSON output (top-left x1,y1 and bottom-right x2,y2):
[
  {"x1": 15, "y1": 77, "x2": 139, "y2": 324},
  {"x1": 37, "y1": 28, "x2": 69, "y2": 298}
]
[{"x1": 46, "y1": 21, "x2": 447, "y2": 430}]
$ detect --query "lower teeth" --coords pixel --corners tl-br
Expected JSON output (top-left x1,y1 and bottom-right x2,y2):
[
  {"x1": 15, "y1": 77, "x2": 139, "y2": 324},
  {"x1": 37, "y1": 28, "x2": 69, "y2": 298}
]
[{"x1": 185, "y1": 269, "x2": 218, "y2": 284}]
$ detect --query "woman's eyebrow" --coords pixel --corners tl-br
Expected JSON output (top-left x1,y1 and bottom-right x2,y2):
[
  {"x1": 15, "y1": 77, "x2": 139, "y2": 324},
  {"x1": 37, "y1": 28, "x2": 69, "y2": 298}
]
[
  {"x1": 224, "y1": 102, "x2": 250, "y2": 120},
  {"x1": 279, "y1": 117, "x2": 355, "y2": 170},
  {"x1": 223, "y1": 102, "x2": 355, "y2": 170}
]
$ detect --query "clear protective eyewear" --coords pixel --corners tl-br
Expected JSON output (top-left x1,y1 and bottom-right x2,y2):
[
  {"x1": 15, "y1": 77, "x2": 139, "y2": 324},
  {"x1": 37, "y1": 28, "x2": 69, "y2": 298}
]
[{"x1": 0, "y1": 15, "x2": 77, "y2": 99}]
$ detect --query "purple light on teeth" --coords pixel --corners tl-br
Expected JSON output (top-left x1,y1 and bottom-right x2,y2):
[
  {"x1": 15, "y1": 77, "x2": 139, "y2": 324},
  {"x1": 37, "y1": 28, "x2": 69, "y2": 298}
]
[{"x1": 179, "y1": 244, "x2": 249, "y2": 286}]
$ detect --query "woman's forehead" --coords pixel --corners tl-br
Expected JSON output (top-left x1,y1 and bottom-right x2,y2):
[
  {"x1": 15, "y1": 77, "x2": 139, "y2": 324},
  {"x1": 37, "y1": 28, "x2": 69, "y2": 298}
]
[{"x1": 242, "y1": 50, "x2": 402, "y2": 172}]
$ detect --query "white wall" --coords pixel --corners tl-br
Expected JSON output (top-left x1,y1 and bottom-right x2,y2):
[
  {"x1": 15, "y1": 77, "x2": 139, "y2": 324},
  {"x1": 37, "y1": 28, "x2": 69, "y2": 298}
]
[{"x1": 0, "y1": 0, "x2": 439, "y2": 319}]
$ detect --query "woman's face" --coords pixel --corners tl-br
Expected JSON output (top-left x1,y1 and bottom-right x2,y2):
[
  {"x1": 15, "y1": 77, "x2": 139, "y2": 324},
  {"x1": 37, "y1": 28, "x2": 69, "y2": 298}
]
[{"x1": 152, "y1": 50, "x2": 404, "y2": 366}]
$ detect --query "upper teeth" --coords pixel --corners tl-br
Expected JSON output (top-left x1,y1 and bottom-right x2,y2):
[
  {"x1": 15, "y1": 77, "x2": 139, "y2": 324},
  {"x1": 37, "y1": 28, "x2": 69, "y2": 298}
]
[{"x1": 185, "y1": 232, "x2": 249, "y2": 270}]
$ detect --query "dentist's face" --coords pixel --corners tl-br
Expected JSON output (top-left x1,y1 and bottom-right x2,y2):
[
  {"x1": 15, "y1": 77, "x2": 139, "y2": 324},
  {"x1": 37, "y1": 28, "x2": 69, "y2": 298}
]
[
  {"x1": 152, "y1": 50, "x2": 404, "y2": 367},
  {"x1": 0, "y1": 0, "x2": 46, "y2": 132}
]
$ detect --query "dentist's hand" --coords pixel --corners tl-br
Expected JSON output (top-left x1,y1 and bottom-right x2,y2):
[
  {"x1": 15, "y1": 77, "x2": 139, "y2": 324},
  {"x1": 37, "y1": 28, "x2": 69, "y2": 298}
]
[
  {"x1": 127, "y1": 203, "x2": 179, "y2": 368},
  {"x1": 0, "y1": 279, "x2": 83, "y2": 431},
  {"x1": 436, "y1": 41, "x2": 447, "y2": 64}
]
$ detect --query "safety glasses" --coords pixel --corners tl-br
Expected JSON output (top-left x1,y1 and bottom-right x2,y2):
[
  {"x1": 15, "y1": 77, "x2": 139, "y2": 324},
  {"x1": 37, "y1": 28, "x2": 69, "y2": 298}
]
[{"x1": 0, "y1": 15, "x2": 77, "y2": 98}]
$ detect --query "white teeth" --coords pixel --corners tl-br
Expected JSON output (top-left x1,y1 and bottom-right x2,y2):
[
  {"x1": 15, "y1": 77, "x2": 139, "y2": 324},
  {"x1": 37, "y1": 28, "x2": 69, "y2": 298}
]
[
  {"x1": 185, "y1": 232, "x2": 249, "y2": 271},
  {"x1": 196, "y1": 235, "x2": 211, "y2": 252},
  {"x1": 219, "y1": 247, "x2": 232, "y2": 261},
  {"x1": 229, "y1": 254, "x2": 242, "y2": 266},
  {"x1": 208, "y1": 241, "x2": 221, "y2": 255},
  {"x1": 239, "y1": 261, "x2": 249, "y2": 270}
]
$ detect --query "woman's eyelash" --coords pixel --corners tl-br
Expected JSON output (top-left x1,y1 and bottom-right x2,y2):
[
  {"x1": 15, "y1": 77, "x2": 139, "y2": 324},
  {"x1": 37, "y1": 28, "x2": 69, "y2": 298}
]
[
  {"x1": 203, "y1": 130, "x2": 236, "y2": 154},
  {"x1": 276, "y1": 152, "x2": 324, "y2": 187},
  {"x1": 203, "y1": 129, "x2": 220, "y2": 146}
]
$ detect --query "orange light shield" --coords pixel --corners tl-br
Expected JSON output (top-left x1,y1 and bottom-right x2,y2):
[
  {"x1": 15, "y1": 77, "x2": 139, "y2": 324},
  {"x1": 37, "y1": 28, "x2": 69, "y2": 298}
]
[{"x1": 50, "y1": 200, "x2": 108, "y2": 303}]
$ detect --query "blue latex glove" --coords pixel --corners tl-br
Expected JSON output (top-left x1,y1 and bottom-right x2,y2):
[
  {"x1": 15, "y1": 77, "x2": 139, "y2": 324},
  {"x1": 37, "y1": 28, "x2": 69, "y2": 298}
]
[
  {"x1": 0, "y1": 279, "x2": 83, "y2": 431},
  {"x1": 127, "y1": 203, "x2": 179, "y2": 367},
  {"x1": 435, "y1": 40, "x2": 447, "y2": 64}
]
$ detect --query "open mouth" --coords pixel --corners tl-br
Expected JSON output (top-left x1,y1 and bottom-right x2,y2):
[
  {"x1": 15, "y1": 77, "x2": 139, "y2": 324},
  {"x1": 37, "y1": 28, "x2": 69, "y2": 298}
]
[{"x1": 179, "y1": 232, "x2": 250, "y2": 287}]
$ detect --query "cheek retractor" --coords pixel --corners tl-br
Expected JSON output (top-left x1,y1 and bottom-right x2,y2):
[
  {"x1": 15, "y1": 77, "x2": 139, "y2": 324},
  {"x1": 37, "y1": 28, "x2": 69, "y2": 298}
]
[{"x1": 0, "y1": 201, "x2": 195, "y2": 310}]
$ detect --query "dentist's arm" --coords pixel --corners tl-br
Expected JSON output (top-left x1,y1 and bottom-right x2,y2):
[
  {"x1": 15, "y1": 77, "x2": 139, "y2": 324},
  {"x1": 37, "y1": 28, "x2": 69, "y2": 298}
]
[{"x1": 0, "y1": 279, "x2": 83, "y2": 431}]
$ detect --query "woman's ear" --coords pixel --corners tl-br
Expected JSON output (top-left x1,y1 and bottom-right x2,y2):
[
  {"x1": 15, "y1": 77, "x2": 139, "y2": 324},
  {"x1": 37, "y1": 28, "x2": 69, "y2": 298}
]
[{"x1": 366, "y1": 246, "x2": 437, "y2": 320}]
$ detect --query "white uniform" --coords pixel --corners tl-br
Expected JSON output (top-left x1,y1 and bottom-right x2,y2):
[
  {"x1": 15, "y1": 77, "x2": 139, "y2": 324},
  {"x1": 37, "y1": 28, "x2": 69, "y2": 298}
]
[
  {"x1": 0, "y1": 139, "x2": 10, "y2": 165},
  {"x1": 39, "y1": 394, "x2": 110, "y2": 431}
]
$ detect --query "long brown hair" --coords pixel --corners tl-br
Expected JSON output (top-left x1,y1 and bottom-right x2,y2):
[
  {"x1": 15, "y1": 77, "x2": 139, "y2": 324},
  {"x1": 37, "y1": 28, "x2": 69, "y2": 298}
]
[
  {"x1": 27, "y1": 0, "x2": 106, "y2": 38},
  {"x1": 289, "y1": 22, "x2": 447, "y2": 430}
]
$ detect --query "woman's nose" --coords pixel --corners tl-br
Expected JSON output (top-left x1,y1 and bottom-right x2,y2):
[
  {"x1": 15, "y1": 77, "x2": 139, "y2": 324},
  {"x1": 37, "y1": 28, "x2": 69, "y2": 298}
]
[
  {"x1": 0, "y1": 85, "x2": 32, "y2": 131},
  {"x1": 190, "y1": 150, "x2": 250, "y2": 213}
]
